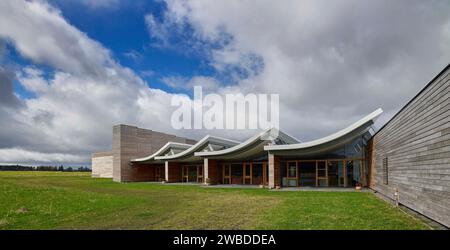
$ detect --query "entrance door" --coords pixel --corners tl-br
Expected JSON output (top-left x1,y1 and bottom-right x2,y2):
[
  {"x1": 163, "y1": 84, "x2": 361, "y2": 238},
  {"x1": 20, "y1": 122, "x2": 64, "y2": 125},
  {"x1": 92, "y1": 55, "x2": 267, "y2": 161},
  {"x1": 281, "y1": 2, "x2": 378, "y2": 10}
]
[
  {"x1": 298, "y1": 161, "x2": 316, "y2": 186},
  {"x1": 286, "y1": 161, "x2": 298, "y2": 187},
  {"x1": 327, "y1": 161, "x2": 344, "y2": 187},
  {"x1": 316, "y1": 161, "x2": 327, "y2": 187},
  {"x1": 197, "y1": 165, "x2": 203, "y2": 183},
  {"x1": 188, "y1": 166, "x2": 197, "y2": 182},
  {"x1": 223, "y1": 164, "x2": 231, "y2": 184},
  {"x1": 252, "y1": 163, "x2": 264, "y2": 185},
  {"x1": 231, "y1": 164, "x2": 243, "y2": 184},
  {"x1": 345, "y1": 160, "x2": 362, "y2": 187},
  {"x1": 243, "y1": 163, "x2": 252, "y2": 184},
  {"x1": 155, "y1": 166, "x2": 162, "y2": 181},
  {"x1": 182, "y1": 166, "x2": 189, "y2": 182}
]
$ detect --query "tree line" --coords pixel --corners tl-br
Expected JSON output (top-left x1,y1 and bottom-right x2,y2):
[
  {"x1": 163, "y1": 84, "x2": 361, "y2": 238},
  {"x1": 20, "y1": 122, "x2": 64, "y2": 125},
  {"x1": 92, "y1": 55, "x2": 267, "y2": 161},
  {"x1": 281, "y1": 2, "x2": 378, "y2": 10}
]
[{"x1": 0, "y1": 165, "x2": 91, "y2": 172}]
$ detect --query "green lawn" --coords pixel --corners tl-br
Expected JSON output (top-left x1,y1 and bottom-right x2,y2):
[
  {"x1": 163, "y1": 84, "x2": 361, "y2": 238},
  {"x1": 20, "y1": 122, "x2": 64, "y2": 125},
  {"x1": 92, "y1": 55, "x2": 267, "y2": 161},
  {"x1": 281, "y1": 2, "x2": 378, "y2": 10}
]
[{"x1": 0, "y1": 171, "x2": 428, "y2": 230}]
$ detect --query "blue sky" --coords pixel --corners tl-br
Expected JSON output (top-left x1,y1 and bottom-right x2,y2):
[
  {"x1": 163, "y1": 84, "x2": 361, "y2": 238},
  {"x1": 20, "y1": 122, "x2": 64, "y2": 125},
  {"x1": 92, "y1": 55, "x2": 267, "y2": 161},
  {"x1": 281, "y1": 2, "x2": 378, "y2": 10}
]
[
  {"x1": 34, "y1": 1, "x2": 213, "y2": 95},
  {"x1": 5, "y1": 0, "x2": 228, "y2": 101},
  {"x1": 1, "y1": 0, "x2": 449, "y2": 165}
]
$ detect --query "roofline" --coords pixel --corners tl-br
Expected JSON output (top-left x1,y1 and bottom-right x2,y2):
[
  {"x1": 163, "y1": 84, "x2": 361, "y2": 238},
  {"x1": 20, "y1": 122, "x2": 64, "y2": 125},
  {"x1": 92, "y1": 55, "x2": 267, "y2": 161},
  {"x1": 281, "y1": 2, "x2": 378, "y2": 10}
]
[
  {"x1": 373, "y1": 62, "x2": 450, "y2": 137},
  {"x1": 155, "y1": 135, "x2": 240, "y2": 160},
  {"x1": 131, "y1": 142, "x2": 192, "y2": 162},
  {"x1": 194, "y1": 127, "x2": 299, "y2": 157},
  {"x1": 264, "y1": 108, "x2": 383, "y2": 151}
]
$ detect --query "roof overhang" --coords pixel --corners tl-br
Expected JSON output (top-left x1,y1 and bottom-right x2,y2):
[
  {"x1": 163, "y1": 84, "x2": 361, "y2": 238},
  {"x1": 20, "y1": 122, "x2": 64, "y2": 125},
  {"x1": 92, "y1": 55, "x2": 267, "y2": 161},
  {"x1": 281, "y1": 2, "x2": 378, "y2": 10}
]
[
  {"x1": 155, "y1": 135, "x2": 240, "y2": 163},
  {"x1": 131, "y1": 142, "x2": 193, "y2": 164},
  {"x1": 264, "y1": 108, "x2": 383, "y2": 156},
  {"x1": 194, "y1": 128, "x2": 300, "y2": 161}
]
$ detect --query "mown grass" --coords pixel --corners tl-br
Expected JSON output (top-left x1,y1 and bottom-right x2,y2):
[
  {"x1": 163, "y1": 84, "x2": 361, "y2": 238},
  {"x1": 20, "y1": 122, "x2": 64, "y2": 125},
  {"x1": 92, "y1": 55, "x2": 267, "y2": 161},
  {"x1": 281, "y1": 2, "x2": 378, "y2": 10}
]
[{"x1": 0, "y1": 171, "x2": 428, "y2": 230}]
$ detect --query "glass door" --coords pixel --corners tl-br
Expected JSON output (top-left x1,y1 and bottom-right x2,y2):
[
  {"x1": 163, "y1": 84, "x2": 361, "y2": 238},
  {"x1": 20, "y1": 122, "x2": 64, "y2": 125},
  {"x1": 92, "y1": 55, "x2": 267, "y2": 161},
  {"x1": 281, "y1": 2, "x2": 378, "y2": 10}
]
[
  {"x1": 182, "y1": 166, "x2": 189, "y2": 182},
  {"x1": 197, "y1": 165, "x2": 203, "y2": 183},
  {"x1": 252, "y1": 163, "x2": 264, "y2": 185},
  {"x1": 316, "y1": 161, "x2": 327, "y2": 187},
  {"x1": 243, "y1": 163, "x2": 252, "y2": 184},
  {"x1": 231, "y1": 164, "x2": 243, "y2": 184},
  {"x1": 155, "y1": 166, "x2": 162, "y2": 181},
  {"x1": 327, "y1": 161, "x2": 344, "y2": 187},
  {"x1": 222, "y1": 164, "x2": 231, "y2": 184},
  {"x1": 286, "y1": 161, "x2": 298, "y2": 187},
  {"x1": 188, "y1": 166, "x2": 197, "y2": 182}
]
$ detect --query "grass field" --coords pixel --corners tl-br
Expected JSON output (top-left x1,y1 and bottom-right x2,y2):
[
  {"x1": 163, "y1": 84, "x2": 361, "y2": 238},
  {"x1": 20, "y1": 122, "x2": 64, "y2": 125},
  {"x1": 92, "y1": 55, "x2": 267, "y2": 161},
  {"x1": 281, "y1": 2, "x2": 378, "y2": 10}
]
[{"x1": 0, "y1": 171, "x2": 428, "y2": 230}]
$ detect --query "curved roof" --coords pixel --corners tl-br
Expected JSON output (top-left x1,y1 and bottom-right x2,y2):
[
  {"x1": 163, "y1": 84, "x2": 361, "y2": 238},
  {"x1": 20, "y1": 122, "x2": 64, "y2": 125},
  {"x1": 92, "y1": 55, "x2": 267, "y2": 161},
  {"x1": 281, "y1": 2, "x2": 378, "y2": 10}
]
[
  {"x1": 194, "y1": 128, "x2": 300, "y2": 160},
  {"x1": 131, "y1": 142, "x2": 192, "y2": 163},
  {"x1": 264, "y1": 108, "x2": 383, "y2": 154},
  {"x1": 155, "y1": 135, "x2": 240, "y2": 162}
]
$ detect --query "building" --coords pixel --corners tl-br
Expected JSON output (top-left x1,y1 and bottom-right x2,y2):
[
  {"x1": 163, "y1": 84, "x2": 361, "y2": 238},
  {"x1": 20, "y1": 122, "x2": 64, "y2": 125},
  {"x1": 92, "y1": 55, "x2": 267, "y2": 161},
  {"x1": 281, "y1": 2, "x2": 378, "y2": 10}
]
[{"x1": 92, "y1": 63, "x2": 450, "y2": 227}]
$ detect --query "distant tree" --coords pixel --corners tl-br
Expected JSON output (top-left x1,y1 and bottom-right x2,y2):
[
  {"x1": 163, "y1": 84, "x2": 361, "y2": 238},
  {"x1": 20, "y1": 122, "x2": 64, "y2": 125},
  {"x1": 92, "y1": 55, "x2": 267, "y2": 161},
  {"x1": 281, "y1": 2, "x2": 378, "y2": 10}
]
[{"x1": 66, "y1": 167, "x2": 73, "y2": 172}]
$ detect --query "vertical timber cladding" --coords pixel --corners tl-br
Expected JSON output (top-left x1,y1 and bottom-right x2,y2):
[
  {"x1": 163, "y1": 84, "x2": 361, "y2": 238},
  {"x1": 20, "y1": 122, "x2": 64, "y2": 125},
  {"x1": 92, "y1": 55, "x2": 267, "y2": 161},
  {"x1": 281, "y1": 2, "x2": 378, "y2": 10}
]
[
  {"x1": 370, "y1": 64, "x2": 450, "y2": 227},
  {"x1": 112, "y1": 124, "x2": 196, "y2": 182}
]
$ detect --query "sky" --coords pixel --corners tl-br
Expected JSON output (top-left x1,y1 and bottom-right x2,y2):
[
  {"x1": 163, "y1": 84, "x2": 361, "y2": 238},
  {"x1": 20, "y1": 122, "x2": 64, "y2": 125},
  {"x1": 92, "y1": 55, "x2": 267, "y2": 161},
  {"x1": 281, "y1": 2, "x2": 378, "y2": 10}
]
[{"x1": 0, "y1": 0, "x2": 449, "y2": 166}]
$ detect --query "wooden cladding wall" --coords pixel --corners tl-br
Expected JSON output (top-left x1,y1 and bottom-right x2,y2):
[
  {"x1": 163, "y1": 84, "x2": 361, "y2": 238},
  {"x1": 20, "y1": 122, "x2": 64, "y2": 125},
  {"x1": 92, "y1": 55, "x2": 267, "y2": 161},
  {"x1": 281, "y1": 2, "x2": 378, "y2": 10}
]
[{"x1": 370, "y1": 65, "x2": 450, "y2": 227}]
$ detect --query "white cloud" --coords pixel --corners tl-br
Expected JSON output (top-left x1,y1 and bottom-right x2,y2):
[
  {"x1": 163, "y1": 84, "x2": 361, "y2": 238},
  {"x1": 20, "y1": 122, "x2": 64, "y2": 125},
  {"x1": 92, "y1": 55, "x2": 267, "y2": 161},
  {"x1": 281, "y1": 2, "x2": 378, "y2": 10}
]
[
  {"x1": 0, "y1": 148, "x2": 86, "y2": 163},
  {"x1": 0, "y1": 0, "x2": 191, "y2": 164},
  {"x1": 162, "y1": 75, "x2": 220, "y2": 91},
  {"x1": 1, "y1": 0, "x2": 450, "y2": 165},
  {"x1": 80, "y1": 0, "x2": 120, "y2": 9},
  {"x1": 149, "y1": 0, "x2": 450, "y2": 140}
]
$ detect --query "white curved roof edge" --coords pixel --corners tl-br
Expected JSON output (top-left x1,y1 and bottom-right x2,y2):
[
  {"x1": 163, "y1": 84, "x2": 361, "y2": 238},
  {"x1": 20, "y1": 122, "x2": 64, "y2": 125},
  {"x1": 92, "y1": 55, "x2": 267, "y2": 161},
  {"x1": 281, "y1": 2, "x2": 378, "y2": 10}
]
[
  {"x1": 131, "y1": 142, "x2": 192, "y2": 162},
  {"x1": 155, "y1": 135, "x2": 241, "y2": 160},
  {"x1": 194, "y1": 127, "x2": 299, "y2": 157},
  {"x1": 264, "y1": 108, "x2": 383, "y2": 151}
]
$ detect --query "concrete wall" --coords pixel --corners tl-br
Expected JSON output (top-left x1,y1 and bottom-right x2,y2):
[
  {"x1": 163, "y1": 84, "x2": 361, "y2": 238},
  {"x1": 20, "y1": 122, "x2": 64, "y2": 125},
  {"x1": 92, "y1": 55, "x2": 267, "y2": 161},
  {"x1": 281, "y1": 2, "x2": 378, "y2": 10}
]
[
  {"x1": 112, "y1": 124, "x2": 196, "y2": 182},
  {"x1": 91, "y1": 151, "x2": 113, "y2": 178},
  {"x1": 370, "y1": 64, "x2": 450, "y2": 227}
]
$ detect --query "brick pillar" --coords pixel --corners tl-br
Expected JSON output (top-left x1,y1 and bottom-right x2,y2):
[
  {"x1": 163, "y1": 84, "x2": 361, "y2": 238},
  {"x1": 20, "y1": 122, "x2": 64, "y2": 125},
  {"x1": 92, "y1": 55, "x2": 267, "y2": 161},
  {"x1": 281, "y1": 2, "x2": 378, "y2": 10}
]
[
  {"x1": 165, "y1": 161, "x2": 181, "y2": 183},
  {"x1": 268, "y1": 153, "x2": 281, "y2": 188},
  {"x1": 204, "y1": 158, "x2": 218, "y2": 184}
]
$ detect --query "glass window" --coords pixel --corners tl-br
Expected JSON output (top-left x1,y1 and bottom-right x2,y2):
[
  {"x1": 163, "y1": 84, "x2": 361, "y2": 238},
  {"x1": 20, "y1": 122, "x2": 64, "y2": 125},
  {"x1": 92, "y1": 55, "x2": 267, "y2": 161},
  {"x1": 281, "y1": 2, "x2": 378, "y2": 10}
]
[
  {"x1": 245, "y1": 163, "x2": 251, "y2": 177},
  {"x1": 327, "y1": 161, "x2": 343, "y2": 187},
  {"x1": 224, "y1": 164, "x2": 230, "y2": 176},
  {"x1": 346, "y1": 160, "x2": 361, "y2": 186},
  {"x1": 317, "y1": 161, "x2": 326, "y2": 178},
  {"x1": 287, "y1": 162, "x2": 297, "y2": 178}
]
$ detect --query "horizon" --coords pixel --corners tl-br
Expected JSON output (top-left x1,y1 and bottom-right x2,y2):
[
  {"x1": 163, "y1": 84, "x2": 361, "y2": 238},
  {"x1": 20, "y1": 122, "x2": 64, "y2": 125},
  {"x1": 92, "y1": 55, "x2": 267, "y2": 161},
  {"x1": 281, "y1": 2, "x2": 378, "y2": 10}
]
[{"x1": 1, "y1": 0, "x2": 450, "y2": 165}]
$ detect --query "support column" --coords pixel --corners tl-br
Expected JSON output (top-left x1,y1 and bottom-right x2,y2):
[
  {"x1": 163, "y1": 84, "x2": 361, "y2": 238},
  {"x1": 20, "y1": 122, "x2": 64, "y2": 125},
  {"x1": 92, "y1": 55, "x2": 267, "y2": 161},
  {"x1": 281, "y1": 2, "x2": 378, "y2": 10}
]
[
  {"x1": 165, "y1": 161, "x2": 169, "y2": 182},
  {"x1": 204, "y1": 158, "x2": 209, "y2": 184},
  {"x1": 268, "y1": 153, "x2": 281, "y2": 188},
  {"x1": 204, "y1": 158, "x2": 218, "y2": 185},
  {"x1": 165, "y1": 161, "x2": 181, "y2": 183}
]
